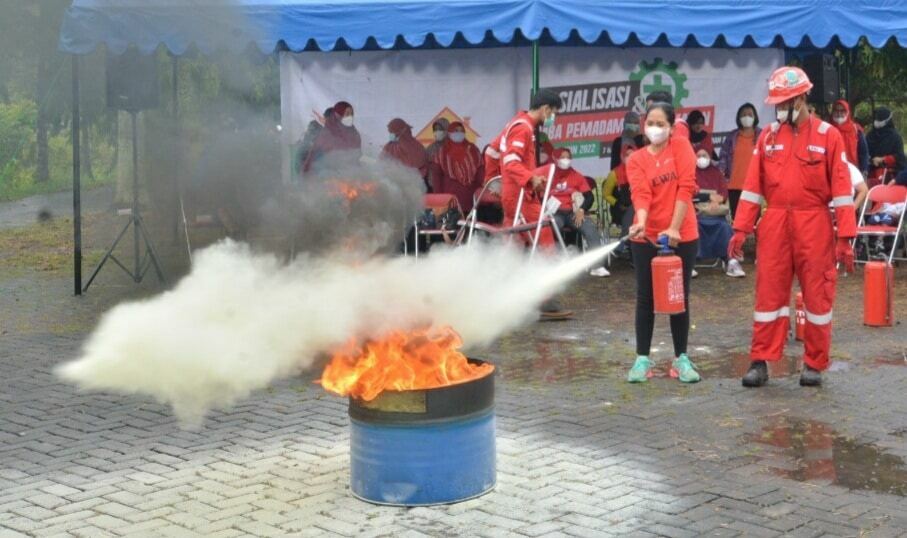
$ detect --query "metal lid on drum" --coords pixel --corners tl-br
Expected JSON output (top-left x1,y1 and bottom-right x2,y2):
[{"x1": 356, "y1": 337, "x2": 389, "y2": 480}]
[{"x1": 348, "y1": 359, "x2": 495, "y2": 425}]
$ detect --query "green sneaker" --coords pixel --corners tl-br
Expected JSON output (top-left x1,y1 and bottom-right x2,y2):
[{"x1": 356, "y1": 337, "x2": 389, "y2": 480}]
[
  {"x1": 671, "y1": 354, "x2": 701, "y2": 383},
  {"x1": 627, "y1": 356, "x2": 653, "y2": 383}
]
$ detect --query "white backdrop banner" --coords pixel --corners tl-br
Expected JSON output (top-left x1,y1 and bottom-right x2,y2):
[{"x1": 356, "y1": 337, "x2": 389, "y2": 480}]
[{"x1": 280, "y1": 47, "x2": 784, "y2": 179}]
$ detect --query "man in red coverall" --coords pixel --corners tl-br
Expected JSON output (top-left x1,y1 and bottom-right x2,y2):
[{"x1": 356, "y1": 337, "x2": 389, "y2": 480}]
[
  {"x1": 484, "y1": 89, "x2": 563, "y2": 241},
  {"x1": 485, "y1": 89, "x2": 567, "y2": 317},
  {"x1": 729, "y1": 66, "x2": 856, "y2": 388}
]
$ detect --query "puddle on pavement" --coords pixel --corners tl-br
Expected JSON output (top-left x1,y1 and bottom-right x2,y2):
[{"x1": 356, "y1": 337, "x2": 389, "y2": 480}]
[
  {"x1": 694, "y1": 352, "x2": 800, "y2": 379},
  {"x1": 749, "y1": 417, "x2": 907, "y2": 497}
]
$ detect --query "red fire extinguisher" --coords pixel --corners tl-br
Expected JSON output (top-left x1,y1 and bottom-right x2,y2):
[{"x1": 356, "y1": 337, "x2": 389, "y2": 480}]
[
  {"x1": 652, "y1": 236, "x2": 686, "y2": 315},
  {"x1": 864, "y1": 261, "x2": 894, "y2": 327},
  {"x1": 795, "y1": 292, "x2": 806, "y2": 341}
]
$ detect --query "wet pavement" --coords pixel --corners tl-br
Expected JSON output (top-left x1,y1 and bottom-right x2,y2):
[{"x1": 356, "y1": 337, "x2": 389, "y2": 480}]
[{"x1": 2, "y1": 212, "x2": 907, "y2": 537}]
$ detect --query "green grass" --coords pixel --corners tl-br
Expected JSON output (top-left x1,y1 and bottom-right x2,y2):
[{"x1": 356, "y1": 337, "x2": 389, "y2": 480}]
[
  {"x1": 0, "y1": 215, "x2": 103, "y2": 273},
  {"x1": 0, "y1": 172, "x2": 114, "y2": 203}
]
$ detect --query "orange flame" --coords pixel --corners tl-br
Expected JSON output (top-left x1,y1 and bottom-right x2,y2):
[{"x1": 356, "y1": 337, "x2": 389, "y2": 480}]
[
  {"x1": 327, "y1": 179, "x2": 378, "y2": 202},
  {"x1": 319, "y1": 326, "x2": 494, "y2": 401}
]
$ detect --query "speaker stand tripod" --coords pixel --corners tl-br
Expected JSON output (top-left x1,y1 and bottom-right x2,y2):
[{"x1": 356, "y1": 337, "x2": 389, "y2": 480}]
[{"x1": 83, "y1": 110, "x2": 165, "y2": 292}]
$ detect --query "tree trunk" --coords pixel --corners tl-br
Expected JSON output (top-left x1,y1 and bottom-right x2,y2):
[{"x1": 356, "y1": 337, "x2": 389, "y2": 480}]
[{"x1": 35, "y1": 52, "x2": 50, "y2": 183}]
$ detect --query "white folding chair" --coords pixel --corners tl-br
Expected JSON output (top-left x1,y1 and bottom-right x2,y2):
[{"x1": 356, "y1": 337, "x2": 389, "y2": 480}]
[{"x1": 456, "y1": 168, "x2": 567, "y2": 255}]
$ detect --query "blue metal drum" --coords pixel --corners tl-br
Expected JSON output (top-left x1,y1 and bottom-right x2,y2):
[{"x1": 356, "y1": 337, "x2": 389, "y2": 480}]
[{"x1": 348, "y1": 360, "x2": 496, "y2": 506}]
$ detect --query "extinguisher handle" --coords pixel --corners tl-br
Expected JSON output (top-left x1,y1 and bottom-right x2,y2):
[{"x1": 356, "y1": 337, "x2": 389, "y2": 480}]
[{"x1": 657, "y1": 235, "x2": 672, "y2": 254}]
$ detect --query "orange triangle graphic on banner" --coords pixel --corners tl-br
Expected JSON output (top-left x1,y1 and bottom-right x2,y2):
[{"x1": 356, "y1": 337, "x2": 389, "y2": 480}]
[{"x1": 415, "y1": 107, "x2": 481, "y2": 147}]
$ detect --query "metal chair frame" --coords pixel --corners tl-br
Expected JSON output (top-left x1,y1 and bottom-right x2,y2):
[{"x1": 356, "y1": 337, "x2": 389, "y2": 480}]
[{"x1": 853, "y1": 184, "x2": 907, "y2": 265}]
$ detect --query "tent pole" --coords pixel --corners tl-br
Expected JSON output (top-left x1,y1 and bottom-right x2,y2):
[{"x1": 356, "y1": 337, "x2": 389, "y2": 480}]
[
  {"x1": 532, "y1": 40, "x2": 540, "y2": 157},
  {"x1": 72, "y1": 55, "x2": 82, "y2": 296},
  {"x1": 531, "y1": 40, "x2": 540, "y2": 95}
]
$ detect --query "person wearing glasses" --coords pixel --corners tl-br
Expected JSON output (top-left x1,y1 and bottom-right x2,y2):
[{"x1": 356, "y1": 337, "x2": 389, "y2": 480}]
[{"x1": 728, "y1": 67, "x2": 857, "y2": 388}]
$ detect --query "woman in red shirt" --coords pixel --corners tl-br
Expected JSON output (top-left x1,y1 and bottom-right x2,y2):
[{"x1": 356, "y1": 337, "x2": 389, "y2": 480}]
[{"x1": 625, "y1": 101, "x2": 700, "y2": 384}]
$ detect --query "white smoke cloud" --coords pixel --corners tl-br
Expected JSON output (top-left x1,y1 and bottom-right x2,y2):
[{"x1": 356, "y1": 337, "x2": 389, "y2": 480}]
[{"x1": 57, "y1": 239, "x2": 618, "y2": 428}]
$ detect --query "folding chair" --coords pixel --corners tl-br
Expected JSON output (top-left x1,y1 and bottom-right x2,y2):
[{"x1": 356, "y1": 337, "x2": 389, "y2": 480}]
[
  {"x1": 455, "y1": 168, "x2": 568, "y2": 255},
  {"x1": 411, "y1": 193, "x2": 463, "y2": 258},
  {"x1": 853, "y1": 184, "x2": 907, "y2": 265}
]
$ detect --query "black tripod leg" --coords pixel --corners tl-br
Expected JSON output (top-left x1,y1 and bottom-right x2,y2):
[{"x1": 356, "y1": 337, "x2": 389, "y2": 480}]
[
  {"x1": 137, "y1": 214, "x2": 165, "y2": 283},
  {"x1": 83, "y1": 219, "x2": 134, "y2": 292}
]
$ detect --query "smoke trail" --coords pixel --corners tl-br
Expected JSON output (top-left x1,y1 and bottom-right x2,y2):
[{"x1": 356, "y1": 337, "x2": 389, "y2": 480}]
[{"x1": 56, "y1": 239, "x2": 618, "y2": 427}]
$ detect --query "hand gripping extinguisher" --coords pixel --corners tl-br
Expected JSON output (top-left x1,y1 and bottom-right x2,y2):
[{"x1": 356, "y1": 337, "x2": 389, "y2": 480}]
[{"x1": 652, "y1": 236, "x2": 686, "y2": 314}]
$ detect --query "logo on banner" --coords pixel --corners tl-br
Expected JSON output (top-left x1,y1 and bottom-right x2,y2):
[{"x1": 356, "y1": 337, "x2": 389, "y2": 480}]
[
  {"x1": 629, "y1": 58, "x2": 690, "y2": 109},
  {"x1": 415, "y1": 107, "x2": 481, "y2": 147}
]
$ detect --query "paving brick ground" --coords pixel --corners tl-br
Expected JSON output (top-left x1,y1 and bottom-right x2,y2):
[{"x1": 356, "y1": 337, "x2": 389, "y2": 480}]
[{"x1": 2, "y1": 217, "x2": 907, "y2": 537}]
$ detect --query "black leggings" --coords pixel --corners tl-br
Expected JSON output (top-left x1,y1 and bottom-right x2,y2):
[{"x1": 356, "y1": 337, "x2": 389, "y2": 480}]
[
  {"x1": 728, "y1": 189, "x2": 742, "y2": 220},
  {"x1": 630, "y1": 239, "x2": 698, "y2": 357}
]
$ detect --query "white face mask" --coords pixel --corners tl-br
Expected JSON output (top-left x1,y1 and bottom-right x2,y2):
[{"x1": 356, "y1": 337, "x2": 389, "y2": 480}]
[
  {"x1": 645, "y1": 125, "x2": 669, "y2": 145},
  {"x1": 874, "y1": 119, "x2": 888, "y2": 129},
  {"x1": 739, "y1": 116, "x2": 755, "y2": 128},
  {"x1": 434, "y1": 130, "x2": 446, "y2": 141},
  {"x1": 776, "y1": 103, "x2": 801, "y2": 125},
  {"x1": 449, "y1": 132, "x2": 466, "y2": 143},
  {"x1": 539, "y1": 153, "x2": 549, "y2": 164},
  {"x1": 696, "y1": 156, "x2": 710, "y2": 169},
  {"x1": 388, "y1": 133, "x2": 398, "y2": 142},
  {"x1": 834, "y1": 115, "x2": 847, "y2": 125},
  {"x1": 557, "y1": 158, "x2": 572, "y2": 170},
  {"x1": 341, "y1": 115, "x2": 354, "y2": 127}
]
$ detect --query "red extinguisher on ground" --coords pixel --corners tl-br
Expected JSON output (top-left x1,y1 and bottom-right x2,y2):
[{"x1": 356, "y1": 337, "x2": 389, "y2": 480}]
[
  {"x1": 864, "y1": 261, "x2": 895, "y2": 327},
  {"x1": 652, "y1": 236, "x2": 686, "y2": 314}
]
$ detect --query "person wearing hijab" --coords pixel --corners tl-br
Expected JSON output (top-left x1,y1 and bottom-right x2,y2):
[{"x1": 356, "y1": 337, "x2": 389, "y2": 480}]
[
  {"x1": 686, "y1": 110, "x2": 716, "y2": 159},
  {"x1": 694, "y1": 148, "x2": 744, "y2": 278},
  {"x1": 302, "y1": 101, "x2": 362, "y2": 174},
  {"x1": 718, "y1": 103, "x2": 762, "y2": 219},
  {"x1": 603, "y1": 142, "x2": 637, "y2": 254},
  {"x1": 548, "y1": 148, "x2": 610, "y2": 277},
  {"x1": 831, "y1": 100, "x2": 869, "y2": 175},
  {"x1": 610, "y1": 111, "x2": 642, "y2": 170},
  {"x1": 295, "y1": 107, "x2": 333, "y2": 179},
  {"x1": 866, "y1": 107, "x2": 906, "y2": 186},
  {"x1": 382, "y1": 118, "x2": 431, "y2": 188},
  {"x1": 426, "y1": 118, "x2": 450, "y2": 160},
  {"x1": 432, "y1": 122, "x2": 484, "y2": 212}
]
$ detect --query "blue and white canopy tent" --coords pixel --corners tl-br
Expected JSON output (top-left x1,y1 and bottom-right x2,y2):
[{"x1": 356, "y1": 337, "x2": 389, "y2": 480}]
[{"x1": 59, "y1": 0, "x2": 907, "y2": 294}]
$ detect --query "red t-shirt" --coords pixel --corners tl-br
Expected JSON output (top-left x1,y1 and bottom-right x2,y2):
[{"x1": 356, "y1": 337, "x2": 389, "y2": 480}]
[
  {"x1": 547, "y1": 167, "x2": 590, "y2": 209},
  {"x1": 626, "y1": 137, "x2": 699, "y2": 243}
]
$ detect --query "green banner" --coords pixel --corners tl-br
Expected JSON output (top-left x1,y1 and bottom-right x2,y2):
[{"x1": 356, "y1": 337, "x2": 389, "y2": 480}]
[{"x1": 556, "y1": 141, "x2": 601, "y2": 159}]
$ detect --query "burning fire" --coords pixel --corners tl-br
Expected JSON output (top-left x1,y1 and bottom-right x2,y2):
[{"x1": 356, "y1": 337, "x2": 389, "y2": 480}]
[
  {"x1": 319, "y1": 326, "x2": 494, "y2": 401},
  {"x1": 327, "y1": 179, "x2": 378, "y2": 202}
]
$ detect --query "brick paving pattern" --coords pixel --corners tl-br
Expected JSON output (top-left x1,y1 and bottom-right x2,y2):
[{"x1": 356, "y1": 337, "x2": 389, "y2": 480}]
[{"x1": 2, "y1": 251, "x2": 907, "y2": 536}]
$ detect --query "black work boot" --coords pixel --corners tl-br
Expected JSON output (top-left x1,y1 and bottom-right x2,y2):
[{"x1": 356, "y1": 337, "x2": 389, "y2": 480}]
[
  {"x1": 799, "y1": 366, "x2": 822, "y2": 386},
  {"x1": 741, "y1": 360, "x2": 769, "y2": 387}
]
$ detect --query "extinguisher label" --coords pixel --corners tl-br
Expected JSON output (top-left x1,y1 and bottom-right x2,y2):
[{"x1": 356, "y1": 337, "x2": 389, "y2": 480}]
[{"x1": 668, "y1": 268, "x2": 684, "y2": 304}]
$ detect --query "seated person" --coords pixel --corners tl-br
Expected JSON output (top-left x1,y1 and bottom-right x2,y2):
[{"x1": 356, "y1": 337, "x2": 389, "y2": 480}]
[
  {"x1": 546, "y1": 148, "x2": 610, "y2": 277},
  {"x1": 694, "y1": 148, "x2": 745, "y2": 278},
  {"x1": 432, "y1": 121, "x2": 484, "y2": 213},
  {"x1": 603, "y1": 142, "x2": 637, "y2": 240}
]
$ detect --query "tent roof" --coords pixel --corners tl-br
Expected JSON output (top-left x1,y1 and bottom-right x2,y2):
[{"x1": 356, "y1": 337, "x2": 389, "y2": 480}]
[{"x1": 59, "y1": 0, "x2": 907, "y2": 55}]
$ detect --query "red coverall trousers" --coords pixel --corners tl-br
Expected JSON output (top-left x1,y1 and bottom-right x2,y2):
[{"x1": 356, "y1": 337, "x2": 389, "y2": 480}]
[{"x1": 752, "y1": 207, "x2": 836, "y2": 370}]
